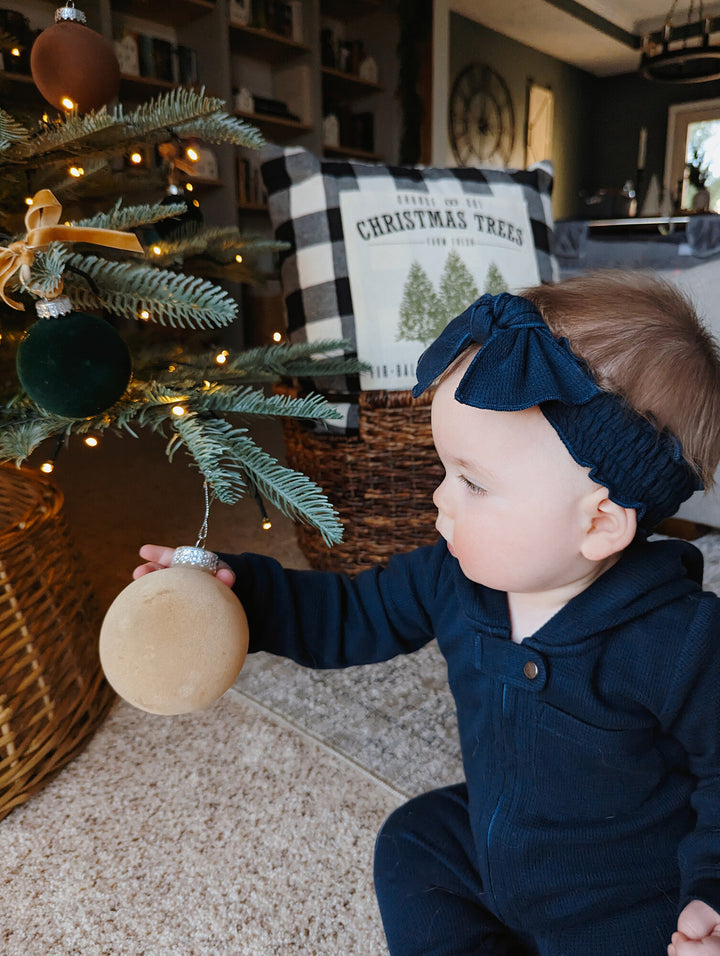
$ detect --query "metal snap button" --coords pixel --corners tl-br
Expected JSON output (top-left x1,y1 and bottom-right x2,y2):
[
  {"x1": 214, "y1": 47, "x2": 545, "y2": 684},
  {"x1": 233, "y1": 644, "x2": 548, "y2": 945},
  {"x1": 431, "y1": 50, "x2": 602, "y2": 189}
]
[{"x1": 523, "y1": 660, "x2": 539, "y2": 680}]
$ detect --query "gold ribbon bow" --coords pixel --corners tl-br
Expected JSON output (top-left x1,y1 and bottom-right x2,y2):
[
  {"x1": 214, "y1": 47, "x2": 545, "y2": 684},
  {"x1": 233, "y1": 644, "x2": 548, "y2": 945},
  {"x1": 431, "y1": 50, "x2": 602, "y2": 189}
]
[{"x1": 0, "y1": 189, "x2": 144, "y2": 310}]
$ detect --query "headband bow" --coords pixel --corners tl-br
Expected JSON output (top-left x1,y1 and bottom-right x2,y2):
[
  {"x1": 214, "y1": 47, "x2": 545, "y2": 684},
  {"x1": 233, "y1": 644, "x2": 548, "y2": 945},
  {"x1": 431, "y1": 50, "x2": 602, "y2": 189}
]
[
  {"x1": 413, "y1": 291, "x2": 702, "y2": 529},
  {"x1": 0, "y1": 189, "x2": 143, "y2": 310},
  {"x1": 413, "y1": 292, "x2": 599, "y2": 410}
]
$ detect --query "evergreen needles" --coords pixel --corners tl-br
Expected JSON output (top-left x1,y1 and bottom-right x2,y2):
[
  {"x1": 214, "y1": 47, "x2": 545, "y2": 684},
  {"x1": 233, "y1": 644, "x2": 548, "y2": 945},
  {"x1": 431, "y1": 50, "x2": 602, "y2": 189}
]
[{"x1": 0, "y1": 90, "x2": 364, "y2": 547}]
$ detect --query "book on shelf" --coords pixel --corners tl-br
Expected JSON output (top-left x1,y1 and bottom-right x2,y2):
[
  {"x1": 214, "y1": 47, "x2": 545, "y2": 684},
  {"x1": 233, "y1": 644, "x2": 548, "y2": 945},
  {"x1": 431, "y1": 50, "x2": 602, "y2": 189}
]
[{"x1": 237, "y1": 154, "x2": 268, "y2": 207}]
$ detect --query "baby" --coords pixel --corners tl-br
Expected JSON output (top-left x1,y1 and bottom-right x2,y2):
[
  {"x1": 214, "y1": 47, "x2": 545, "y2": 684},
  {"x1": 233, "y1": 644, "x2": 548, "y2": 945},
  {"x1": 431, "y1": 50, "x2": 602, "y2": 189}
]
[{"x1": 137, "y1": 271, "x2": 720, "y2": 955}]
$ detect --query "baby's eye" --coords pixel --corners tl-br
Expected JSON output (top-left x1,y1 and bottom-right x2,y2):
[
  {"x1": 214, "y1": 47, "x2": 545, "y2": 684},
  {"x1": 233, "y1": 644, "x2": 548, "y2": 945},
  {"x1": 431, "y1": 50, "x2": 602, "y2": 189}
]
[{"x1": 460, "y1": 475, "x2": 486, "y2": 496}]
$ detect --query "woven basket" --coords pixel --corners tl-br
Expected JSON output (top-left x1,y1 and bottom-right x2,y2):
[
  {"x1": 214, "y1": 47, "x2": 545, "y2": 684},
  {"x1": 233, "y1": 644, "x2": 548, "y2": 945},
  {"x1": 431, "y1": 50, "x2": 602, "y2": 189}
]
[
  {"x1": 0, "y1": 465, "x2": 114, "y2": 821},
  {"x1": 282, "y1": 389, "x2": 443, "y2": 574}
]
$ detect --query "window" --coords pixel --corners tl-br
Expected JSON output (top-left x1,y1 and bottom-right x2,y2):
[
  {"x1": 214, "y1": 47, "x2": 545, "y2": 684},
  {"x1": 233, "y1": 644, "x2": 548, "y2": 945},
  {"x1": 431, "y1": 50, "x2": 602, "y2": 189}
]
[{"x1": 665, "y1": 98, "x2": 720, "y2": 213}]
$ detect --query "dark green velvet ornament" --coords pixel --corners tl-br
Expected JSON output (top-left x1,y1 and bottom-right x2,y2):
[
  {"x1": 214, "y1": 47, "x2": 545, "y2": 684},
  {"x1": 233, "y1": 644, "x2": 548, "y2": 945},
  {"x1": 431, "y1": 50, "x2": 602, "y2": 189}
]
[{"x1": 16, "y1": 311, "x2": 132, "y2": 418}]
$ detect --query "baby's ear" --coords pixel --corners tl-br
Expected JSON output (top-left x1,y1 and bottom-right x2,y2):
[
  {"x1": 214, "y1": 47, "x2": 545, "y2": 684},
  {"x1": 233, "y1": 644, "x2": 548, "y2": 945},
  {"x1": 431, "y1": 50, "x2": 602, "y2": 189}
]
[{"x1": 581, "y1": 490, "x2": 637, "y2": 562}]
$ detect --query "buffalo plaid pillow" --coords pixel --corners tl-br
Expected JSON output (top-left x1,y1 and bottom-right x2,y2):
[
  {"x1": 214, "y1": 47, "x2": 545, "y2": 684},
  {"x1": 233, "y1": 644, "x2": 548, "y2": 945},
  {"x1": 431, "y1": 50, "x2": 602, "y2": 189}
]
[{"x1": 260, "y1": 146, "x2": 557, "y2": 428}]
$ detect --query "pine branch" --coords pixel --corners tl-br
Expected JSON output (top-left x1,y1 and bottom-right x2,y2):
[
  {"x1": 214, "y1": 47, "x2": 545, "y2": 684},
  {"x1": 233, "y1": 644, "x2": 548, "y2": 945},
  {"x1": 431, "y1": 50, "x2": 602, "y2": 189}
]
[
  {"x1": 147, "y1": 226, "x2": 286, "y2": 270},
  {"x1": 0, "y1": 92, "x2": 361, "y2": 545},
  {"x1": 63, "y1": 253, "x2": 238, "y2": 328},
  {"x1": 225, "y1": 341, "x2": 365, "y2": 379},
  {"x1": 25, "y1": 245, "x2": 69, "y2": 298},
  {"x1": 33, "y1": 162, "x2": 169, "y2": 204},
  {"x1": 73, "y1": 199, "x2": 188, "y2": 231},
  {"x1": 171, "y1": 112, "x2": 264, "y2": 148},
  {"x1": 8, "y1": 108, "x2": 118, "y2": 164},
  {"x1": 172, "y1": 413, "x2": 343, "y2": 544},
  {"x1": 154, "y1": 382, "x2": 343, "y2": 422},
  {"x1": 0, "y1": 418, "x2": 63, "y2": 463},
  {"x1": 2, "y1": 90, "x2": 263, "y2": 171},
  {"x1": 129, "y1": 339, "x2": 366, "y2": 384},
  {"x1": 0, "y1": 108, "x2": 30, "y2": 152}
]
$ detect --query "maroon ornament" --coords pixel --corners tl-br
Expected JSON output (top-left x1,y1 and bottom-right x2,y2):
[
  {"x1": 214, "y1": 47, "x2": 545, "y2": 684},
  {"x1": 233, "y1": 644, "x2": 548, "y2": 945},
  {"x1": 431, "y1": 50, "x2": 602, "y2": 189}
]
[{"x1": 30, "y1": 3, "x2": 120, "y2": 114}]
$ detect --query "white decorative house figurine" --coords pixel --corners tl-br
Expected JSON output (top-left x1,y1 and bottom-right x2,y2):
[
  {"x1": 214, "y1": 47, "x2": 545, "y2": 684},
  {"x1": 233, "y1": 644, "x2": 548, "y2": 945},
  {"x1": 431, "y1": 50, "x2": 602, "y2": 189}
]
[{"x1": 323, "y1": 113, "x2": 340, "y2": 148}]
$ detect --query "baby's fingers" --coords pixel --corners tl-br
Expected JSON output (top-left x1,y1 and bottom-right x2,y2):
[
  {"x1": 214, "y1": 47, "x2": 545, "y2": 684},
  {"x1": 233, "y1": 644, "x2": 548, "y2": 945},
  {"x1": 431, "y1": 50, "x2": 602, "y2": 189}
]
[{"x1": 132, "y1": 544, "x2": 236, "y2": 587}]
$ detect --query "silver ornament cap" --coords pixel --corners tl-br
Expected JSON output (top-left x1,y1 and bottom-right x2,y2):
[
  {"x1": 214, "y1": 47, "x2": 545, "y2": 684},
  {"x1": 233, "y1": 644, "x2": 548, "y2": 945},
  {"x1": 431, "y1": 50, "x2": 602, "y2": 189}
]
[
  {"x1": 35, "y1": 295, "x2": 73, "y2": 319},
  {"x1": 55, "y1": 3, "x2": 87, "y2": 23},
  {"x1": 171, "y1": 546, "x2": 219, "y2": 574}
]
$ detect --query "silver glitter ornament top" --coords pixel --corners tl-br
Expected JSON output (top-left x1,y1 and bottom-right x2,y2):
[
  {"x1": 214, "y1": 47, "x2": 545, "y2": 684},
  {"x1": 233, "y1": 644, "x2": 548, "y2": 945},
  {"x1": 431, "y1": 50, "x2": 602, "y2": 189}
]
[
  {"x1": 35, "y1": 296, "x2": 73, "y2": 319},
  {"x1": 171, "y1": 546, "x2": 219, "y2": 574},
  {"x1": 55, "y1": 3, "x2": 87, "y2": 23}
]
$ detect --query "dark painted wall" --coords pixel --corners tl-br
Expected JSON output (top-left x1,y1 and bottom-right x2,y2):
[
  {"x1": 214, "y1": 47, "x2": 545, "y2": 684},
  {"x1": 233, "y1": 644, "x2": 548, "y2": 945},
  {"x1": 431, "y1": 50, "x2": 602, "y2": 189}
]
[
  {"x1": 586, "y1": 71, "x2": 720, "y2": 204},
  {"x1": 449, "y1": 12, "x2": 720, "y2": 219},
  {"x1": 450, "y1": 12, "x2": 596, "y2": 219}
]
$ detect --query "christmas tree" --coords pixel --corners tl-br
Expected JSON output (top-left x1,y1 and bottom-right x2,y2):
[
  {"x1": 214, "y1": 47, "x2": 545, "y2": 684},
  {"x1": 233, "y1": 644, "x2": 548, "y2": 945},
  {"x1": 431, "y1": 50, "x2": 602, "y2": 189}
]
[{"x1": 0, "y1": 87, "x2": 361, "y2": 548}]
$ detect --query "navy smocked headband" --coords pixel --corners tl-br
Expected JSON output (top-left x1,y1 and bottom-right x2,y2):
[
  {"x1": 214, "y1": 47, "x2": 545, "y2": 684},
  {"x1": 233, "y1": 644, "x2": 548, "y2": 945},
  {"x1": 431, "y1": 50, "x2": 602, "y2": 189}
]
[{"x1": 412, "y1": 292, "x2": 702, "y2": 529}]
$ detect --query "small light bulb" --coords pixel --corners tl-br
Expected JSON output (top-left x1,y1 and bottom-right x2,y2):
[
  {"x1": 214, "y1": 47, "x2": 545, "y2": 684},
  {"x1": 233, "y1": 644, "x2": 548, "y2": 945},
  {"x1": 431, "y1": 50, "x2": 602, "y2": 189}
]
[
  {"x1": 186, "y1": 146, "x2": 199, "y2": 162},
  {"x1": 10, "y1": 47, "x2": 20, "y2": 57},
  {"x1": 168, "y1": 364, "x2": 176, "y2": 372},
  {"x1": 185, "y1": 182, "x2": 194, "y2": 192},
  {"x1": 235, "y1": 254, "x2": 243, "y2": 264},
  {"x1": 262, "y1": 518, "x2": 272, "y2": 531},
  {"x1": 192, "y1": 199, "x2": 200, "y2": 208},
  {"x1": 61, "y1": 96, "x2": 76, "y2": 111},
  {"x1": 40, "y1": 461, "x2": 54, "y2": 474},
  {"x1": 25, "y1": 196, "x2": 33, "y2": 206},
  {"x1": 172, "y1": 405, "x2": 186, "y2": 417},
  {"x1": 69, "y1": 166, "x2": 84, "y2": 177},
  {"x1": 139, "y1": 309, "x2": 150, "y2": 320},
  {"x1": 272, "y1": 331, "x2": 283, "y2": 343},
  {"x1": 215, "y1": 350, "x2": 229, "y2": 365},
  {"x1": 130, "y1": 151, "x2": 143, "y2": 165},
  {"x1": 84, "y1": 436, "x2": 98, "y2": 448},
  {"x1": 152, "y1": 245, "x2": 162, "y2": 255}
]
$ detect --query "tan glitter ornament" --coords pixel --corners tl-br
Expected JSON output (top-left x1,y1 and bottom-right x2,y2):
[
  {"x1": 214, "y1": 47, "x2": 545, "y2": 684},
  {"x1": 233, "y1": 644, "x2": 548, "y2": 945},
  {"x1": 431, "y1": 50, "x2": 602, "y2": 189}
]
[{"x1": 99, "y1": 546, "x2": 249, "y2": 716}]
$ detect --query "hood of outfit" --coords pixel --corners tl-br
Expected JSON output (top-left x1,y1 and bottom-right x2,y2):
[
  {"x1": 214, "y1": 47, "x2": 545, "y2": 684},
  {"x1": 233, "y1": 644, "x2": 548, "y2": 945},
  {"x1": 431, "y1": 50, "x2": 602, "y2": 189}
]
[{"x1": 224, "y1": 534, "x2": 720, "y2": 934}]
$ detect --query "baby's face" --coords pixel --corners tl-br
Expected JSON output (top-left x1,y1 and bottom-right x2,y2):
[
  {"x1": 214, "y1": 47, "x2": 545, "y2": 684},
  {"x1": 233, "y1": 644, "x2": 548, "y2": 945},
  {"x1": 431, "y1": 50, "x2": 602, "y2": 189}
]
[{"x1": 431, "y1": 354, "x2": 601, "y2": 598}]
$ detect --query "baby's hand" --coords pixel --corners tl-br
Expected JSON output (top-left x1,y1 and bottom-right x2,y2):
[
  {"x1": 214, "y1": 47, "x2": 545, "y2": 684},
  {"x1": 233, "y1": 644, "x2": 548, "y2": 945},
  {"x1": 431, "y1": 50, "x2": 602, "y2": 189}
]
[
  {"x1": 669, "y1": 900, "x2": 720, "y2": 955},
  {"x1": 133, "y1": 544, "x2": 236, "y2": 588}
]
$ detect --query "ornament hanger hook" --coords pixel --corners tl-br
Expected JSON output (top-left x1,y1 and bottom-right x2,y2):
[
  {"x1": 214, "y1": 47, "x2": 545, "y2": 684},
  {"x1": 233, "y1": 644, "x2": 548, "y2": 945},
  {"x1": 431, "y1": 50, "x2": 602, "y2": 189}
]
[{"x1": 195, "y1": 479, "x2": 212, "y2": 550}]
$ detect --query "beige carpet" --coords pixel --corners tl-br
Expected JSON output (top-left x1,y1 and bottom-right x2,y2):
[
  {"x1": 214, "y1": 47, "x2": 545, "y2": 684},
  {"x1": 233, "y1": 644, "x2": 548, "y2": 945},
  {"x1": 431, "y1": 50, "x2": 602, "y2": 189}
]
[
  {"x1": 11, "y1": 424, "x2": 720, "y2": 955},
  {"x1": 1, "y1": 690, "x2": 402, "y2": 955}
]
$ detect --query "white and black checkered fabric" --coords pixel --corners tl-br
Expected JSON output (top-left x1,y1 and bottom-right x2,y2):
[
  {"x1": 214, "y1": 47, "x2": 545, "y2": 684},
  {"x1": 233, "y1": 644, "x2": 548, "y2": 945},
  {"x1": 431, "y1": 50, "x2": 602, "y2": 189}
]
[
  {"x1": 260, "y1": 146, "x2": 557, "y2": 429},
  {"x1": 261, "y1": 145, "x2": 556, "y2": 346}
]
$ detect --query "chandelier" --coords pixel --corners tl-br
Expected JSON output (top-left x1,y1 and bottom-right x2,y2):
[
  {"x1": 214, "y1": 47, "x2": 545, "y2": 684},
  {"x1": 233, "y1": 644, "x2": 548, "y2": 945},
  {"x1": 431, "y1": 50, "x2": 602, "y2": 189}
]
[{"x1": 641, "y1": 0, "x2": 720, "y2": 82}]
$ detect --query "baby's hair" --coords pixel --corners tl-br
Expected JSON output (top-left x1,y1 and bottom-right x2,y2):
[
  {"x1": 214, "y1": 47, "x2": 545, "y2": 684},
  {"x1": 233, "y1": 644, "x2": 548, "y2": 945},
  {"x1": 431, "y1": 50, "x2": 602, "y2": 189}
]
[{"x1": 523, "y1": 270, "x2": 720, "y2": 486}]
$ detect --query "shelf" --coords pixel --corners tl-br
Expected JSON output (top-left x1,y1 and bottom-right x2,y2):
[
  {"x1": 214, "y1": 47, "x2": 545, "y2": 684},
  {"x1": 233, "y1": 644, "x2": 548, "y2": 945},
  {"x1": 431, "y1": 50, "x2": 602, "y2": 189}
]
[
  {"x1": 234, "y1": 109, "x2": 313, "y2": 141},
  {"x1": 585, "y1": 216, "x2": 691, "y2": 228},
  {"x1": 110, "y1": 0, "x2": 216, "y2": 27},
  {"x1": 321, "y1": 67, "x2": 382, "y2": 100},
  {"x1": 120, "y1": 73, "x2": 178, "y2": 101},
  {"x1": 0, "y1": 71, "x2": 45, "y2": 108},
  {"x1": 230, "y1": 24, "x2": 311, "y2": 63},
  {"x1": 320, "y1": 0, "x2": 381, "y2": 19},
  {"x1": 181, "y1": 178, "x2": 224, "y2": 189},
  {"x1": 323, "y1": 144, "x2": 381, "y2": 162}
]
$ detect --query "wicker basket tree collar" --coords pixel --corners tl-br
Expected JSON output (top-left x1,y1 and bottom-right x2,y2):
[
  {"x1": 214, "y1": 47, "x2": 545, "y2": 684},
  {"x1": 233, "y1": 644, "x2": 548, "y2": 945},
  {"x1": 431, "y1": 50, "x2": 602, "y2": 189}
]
[
  {"x1": 282, "y1": 388, "x2": 443, "y2": 574},
  {"x1": 0, "y1": 464, "x2": 113, "y2": 821}
]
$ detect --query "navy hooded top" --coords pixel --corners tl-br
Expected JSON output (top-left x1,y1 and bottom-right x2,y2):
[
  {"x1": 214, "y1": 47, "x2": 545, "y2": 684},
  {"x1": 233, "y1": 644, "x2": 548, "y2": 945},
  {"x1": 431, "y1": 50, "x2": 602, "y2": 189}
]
[{"x1": 223, "y1": 535, "x2": 720, "y2": 934}]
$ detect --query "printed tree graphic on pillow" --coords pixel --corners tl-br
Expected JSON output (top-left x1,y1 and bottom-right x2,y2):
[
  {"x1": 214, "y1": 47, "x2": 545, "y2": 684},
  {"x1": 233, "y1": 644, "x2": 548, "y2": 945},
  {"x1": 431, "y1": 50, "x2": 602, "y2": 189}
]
[
  {"x1": 439, "y1": 250, "x2": 482, "y2": 322},
  {"x1": 484, "y1": 261, "x2": 509, "y2": 296},
  {"x1": 396, "y1": 261, "x2": 445, "y2": 346},
  {"x1": 397, "y1": 251, "x2": 508, "y2": 346}
]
